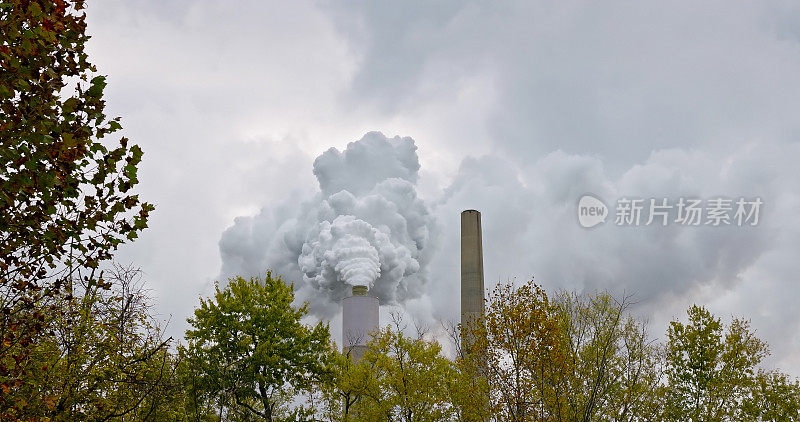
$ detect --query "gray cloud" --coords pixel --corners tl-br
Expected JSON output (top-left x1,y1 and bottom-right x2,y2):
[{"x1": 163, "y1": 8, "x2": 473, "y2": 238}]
[
  {"x1": 427, "y1": 142, "x2": 797, "y2": 369},
  {"x1": 84, "y1": 0, "x2": 353, "y2": 340},
  {"x1": 83, "y1": 0, "x2": 800, "y2": 375},
  {"x1": 324, "y1": 1, "x2": 800, "y2": 166},
  {"x1": 316, "y1": 0, "x2": 800, "y2": 373}
]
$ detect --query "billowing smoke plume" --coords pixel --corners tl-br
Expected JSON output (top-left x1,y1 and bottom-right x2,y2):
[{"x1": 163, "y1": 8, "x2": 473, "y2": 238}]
[
  {"x1": 219, "y1": 132, "x2": 436, "y2": 317},
  {"x1": 300, "y1": 216, "x2": 383, "y2": 289}
]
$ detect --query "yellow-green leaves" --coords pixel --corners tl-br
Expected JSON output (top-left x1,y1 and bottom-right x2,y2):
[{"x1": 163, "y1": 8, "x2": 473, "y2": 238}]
[{"x1": 664, "y1": 305, "x2": 771, "y2": 421}]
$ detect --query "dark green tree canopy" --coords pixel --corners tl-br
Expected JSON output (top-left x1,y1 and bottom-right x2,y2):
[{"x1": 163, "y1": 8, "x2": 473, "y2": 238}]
[{"x1": 181, "y1": 273, "x2": 332, "y2": 421}]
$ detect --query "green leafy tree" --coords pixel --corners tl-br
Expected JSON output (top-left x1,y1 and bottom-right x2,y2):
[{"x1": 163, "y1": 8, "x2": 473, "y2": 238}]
[
  {"x1": 663, "y1": 305, "x2": 769, "y2": 421},
  {"x1": 316, "y1": 347, "x2": 374, "y2": 421},
  {"x1": 177, "y1": 347, "x2": 222, "y2": 421},
  {"x1": 447, "y1": 342, "x2": 490, "y2": 422},
  {"x1": 345, "y1": 314, "x2": 457, "y2": 422},
  {"x1": 1, "y1": 0, "x2": 152, "y2": 409},
  {"x1": 180, "y1": 273, "x2": 332, "y2": 421},
  {"x1": 743, "y1": 370, "x2": 800, "y2": 421},
  {"x1": 552, "y1": 292, "x2": 663, "y2": 422}
]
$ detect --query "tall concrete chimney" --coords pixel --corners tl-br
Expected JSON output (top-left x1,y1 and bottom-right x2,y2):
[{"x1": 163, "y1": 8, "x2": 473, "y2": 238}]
[
  {"x1": 461, "y1": 210, "x2": 485, "y2": 343},
  {"x1": 342, "y1": 285, "x2": 378, "y2": 361}
]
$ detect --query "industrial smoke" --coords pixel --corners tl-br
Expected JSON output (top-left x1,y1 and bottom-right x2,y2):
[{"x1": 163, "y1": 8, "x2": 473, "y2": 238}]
[
  {"x1": 219, "y1": 132, "x2": 437, "y2": 317},
  {"x1": 299, "y1": 214, "x2": 416, "y2": 290}
]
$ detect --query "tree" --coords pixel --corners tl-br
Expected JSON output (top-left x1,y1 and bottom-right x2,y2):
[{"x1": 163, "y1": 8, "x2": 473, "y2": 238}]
[
  {"x1": 7, "y1": 263, "x2": 177, "y2": 421},
  {"x1": 468, "y1": 279, "x2": 565, "y2": 421},
  {"x1": 371, "y1": 315, "x2": 456, "y2": 422},
  {"x1": 465, "y1": 281, "x2": 664, "y2": 422},
  {"x1": 180, "y1": 273, "x2": 332, "y2": 421},
  {"x1": 1, "y1": 0, "x2": 152, "y2": 407},
  {"x1": 663, "y1": 305, "x2": 769, "y2": 421},
  {"x1": 743, "y1": 370, "x2": 800, "y2": 421},
  {"x1": 316, "y1": 347, "x2": 374, "y2": 421},
  {"x1": 439, "y1": 319, "x2": 489, "y2": 422},
  {"x1": 175, "y1": 348, "x2": 222, "y2": 421},
  {"x1": 334, "y1": 313, "x2": 456, "y2": 422},
  {"x1": 552, "y1": 291, "x2": 662, "y2": 422}
]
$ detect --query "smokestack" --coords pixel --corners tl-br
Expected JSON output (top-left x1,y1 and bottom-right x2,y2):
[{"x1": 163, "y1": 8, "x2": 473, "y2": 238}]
[
  {"x1": 461, "y1": 210, "x2": 485, "y2": 347},
  {"x1": 342, "y1": 285, "x2": 379, "y2": 361}
]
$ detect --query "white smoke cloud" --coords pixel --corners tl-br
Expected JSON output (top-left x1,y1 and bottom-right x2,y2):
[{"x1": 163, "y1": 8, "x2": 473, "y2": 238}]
[
  {"x1": 300, "y1": 216, "x2": 383, "y2": 289},
  {"x1": 219, "y1": 132, "x2": 436, "y2": 317},
  {"x1": 299, "y1": 214, "x2": 420, "y2": 291}
]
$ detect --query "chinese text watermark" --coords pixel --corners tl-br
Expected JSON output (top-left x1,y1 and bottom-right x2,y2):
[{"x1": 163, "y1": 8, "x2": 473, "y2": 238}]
[{"x1": 578, "y1": 195, "x2": 762, "y2": 228}]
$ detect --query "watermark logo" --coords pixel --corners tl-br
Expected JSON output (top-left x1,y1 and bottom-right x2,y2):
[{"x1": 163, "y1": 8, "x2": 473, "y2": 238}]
[
  {"x1": 578, "y1": 194, "x2": 762, "y2": 228},
  {"x1": 578, "y1": 194, "x2": 608, "y2": 228}
]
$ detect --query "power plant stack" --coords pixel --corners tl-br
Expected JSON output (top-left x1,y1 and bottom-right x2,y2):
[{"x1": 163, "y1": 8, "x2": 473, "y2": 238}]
[
  {"x1": 342, "y1": 285, "x2": 379, "y2": 361},
  {"x1": 461, "y1": 209, "x2": 485, "y2": 351}
]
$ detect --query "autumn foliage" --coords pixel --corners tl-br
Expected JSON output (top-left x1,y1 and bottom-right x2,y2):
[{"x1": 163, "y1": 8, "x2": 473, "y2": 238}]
[
  {"x1": 2, "y1": 1, "x2": 799, "y2": 420},
  {"x1": 1, "y1": 0, "x2": 153, "y2": 416}
]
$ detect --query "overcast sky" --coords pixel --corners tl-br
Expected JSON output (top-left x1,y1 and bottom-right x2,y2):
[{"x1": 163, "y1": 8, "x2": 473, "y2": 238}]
[{"x1": 86, "y1": 0, "x2": 800, "y2": 375}]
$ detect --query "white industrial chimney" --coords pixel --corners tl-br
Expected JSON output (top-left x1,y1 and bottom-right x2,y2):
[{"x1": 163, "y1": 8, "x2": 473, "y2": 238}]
[{"x1": 342, "y1": 285, "x2": 379, "y2": 361}]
